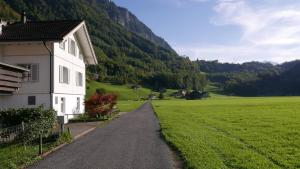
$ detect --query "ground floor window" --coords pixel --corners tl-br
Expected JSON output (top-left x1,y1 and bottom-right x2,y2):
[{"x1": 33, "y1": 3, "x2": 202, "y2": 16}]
[
  {"x1": 60, "y1": 97, "x2": 66, "y2": 114},
  {"x1": 28, "y1": 96, "x2": 36, "y2": 105}
]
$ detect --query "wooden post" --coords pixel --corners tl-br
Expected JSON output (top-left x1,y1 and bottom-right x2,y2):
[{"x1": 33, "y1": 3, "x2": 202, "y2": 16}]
[
  {"x1": 21, "y1": 121, "x2": 26, "y2": 150},
  {"x1": 39, "y1": 134, "x2": 42, "y2": 155},
  {"x1": 60, "y1": 123, "x2": 64, "y2": 135}
]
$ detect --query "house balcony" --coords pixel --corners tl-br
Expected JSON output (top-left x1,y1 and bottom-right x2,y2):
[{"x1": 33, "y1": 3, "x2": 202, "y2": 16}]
[{"x1": 0, "y1": 62, "x2": 28, "y2": 95}]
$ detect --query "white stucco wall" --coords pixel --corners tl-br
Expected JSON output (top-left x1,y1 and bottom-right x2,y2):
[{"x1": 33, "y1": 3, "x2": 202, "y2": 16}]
[{"x1": 52, "y1": 34, "x2": 86, "y2": 118}]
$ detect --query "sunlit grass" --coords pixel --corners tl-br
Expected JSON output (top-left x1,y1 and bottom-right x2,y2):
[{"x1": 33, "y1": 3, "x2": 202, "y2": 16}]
[{"x1": 153, "y1": 97, "x2": 300, "y2": 169}]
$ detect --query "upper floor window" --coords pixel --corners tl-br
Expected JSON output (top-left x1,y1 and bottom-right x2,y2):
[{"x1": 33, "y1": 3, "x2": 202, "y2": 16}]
[
  {"x1": 18, "y1": 64, "x2": 39, "y2": 82},
  {"x1": 76, "y1": 72, "x2": 83, "y2": 86},
  {"x1": 68, "y1": 38, "x2": 76, "y2": 56},
  {"x1": 59, "y1": 40, "x2": 66, "y2": 50},
  {"x1": 59, "y1": 66, "x2": 70, "y2": 84}
]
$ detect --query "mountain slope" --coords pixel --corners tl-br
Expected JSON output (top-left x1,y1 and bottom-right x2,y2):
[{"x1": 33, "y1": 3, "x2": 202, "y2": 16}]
[
  {"x1": 0, "y1": 0, "x2": 206, "y2": 90},
  {"x1": 89, "y1": 0, "x2": 173, "y2": 51}
]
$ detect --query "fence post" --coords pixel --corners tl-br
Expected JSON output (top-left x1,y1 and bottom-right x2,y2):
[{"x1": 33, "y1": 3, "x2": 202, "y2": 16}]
[
  {"x1": 39, "y1": 133, "x2": 42, "y2": 155},
  {"x1": 21, "y1": 121, "x2": 26, "y2": 150}
]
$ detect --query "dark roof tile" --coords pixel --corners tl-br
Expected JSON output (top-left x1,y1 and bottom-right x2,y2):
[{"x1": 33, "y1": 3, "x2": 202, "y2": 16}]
[{"x1": 0, "y1": 20, "x2": 82, "y2": 42}]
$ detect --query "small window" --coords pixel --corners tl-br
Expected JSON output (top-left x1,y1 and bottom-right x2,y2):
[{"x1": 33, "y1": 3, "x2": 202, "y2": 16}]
[
  {"x1": 59, "y1": 66, "x2": 69, "y2": 84},
  {"x1": 61, "y1": 97, "x2": 65, "y2": 114},
  {"x1": 59, "y1": 40, "x2": 66, "y2": 50},
  {"x1": 18, "y1": 64, "x2": 39, "y2": 82},
  {"x1": 28, "y1": 96, "x2": 36, "y2": 105},
  {"x1": 76, "y1": 72, "x2": 83, "y2": 86},
  {"x1": 68, "y1": 38, "x2": 76, "y2": 56}
]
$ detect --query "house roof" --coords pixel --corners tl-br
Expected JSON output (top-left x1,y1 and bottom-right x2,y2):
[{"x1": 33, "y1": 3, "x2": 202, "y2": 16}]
[
  {"x1": 0, "y1": 20, "x2": 82, "y2": 42},
  {"x1": 0, "y1": 20, "x2": 98, "y2": 65}
]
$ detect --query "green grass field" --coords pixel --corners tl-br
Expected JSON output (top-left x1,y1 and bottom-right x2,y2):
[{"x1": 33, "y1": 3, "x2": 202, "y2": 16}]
[
  {"x1": 86, "y1": 81, "x2": 154, "y2": 100},
  {"x1": 153, "y1": 97, "x2": 300, "y2": 169}
]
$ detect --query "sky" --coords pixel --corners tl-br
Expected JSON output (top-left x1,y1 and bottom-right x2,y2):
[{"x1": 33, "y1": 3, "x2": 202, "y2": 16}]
[{"x1": 112, "y1": 0, "x2": 300, "y2": 63}]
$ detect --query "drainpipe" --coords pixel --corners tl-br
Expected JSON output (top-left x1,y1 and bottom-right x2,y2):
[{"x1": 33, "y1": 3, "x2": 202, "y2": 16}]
[{"x1": 43, "y1": 41, "x2": 54, "y2": 109}]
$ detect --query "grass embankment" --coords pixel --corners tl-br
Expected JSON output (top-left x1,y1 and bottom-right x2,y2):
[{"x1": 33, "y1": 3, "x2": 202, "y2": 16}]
[
  {"x1": 87, "y1": 81, "x2": 154, "y2": 100},
  {"x1": 153, "y1": 97, "x2": 300, "y2": 169},
  {"x1": 87, "y1": 81, "x2": 176, "y2": 112},
  {"x1": 87, "y1": 81, "x2": 152, "y2": 112}
]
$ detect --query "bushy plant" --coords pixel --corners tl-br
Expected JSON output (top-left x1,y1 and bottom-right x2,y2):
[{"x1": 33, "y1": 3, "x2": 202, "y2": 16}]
[
  {"x1": 0, "y1": 106, "x2": 57, "y2": 142},
  {"x1": 85, "y1": 93, "x2": 118, "y2": 118},
  {"x1": 159, "y1": 92, "x2": 165, "y2": 100},
  {"x1": 0, "y1": 106, "x2": 56, "y2": 127}
]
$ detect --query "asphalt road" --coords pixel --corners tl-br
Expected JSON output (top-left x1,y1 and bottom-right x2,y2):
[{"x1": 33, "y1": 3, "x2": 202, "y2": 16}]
[{"x1": 29, "y1": 102, "x2": 174, "y2": 169}]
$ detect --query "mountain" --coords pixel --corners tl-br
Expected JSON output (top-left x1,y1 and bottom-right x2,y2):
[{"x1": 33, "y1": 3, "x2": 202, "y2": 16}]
[
  {"x1": 91, "y1": 0, "x2": 173, "y2": 51},
  {"x1": 0, "y1": 0, "x2": 206, "y2": 90}
]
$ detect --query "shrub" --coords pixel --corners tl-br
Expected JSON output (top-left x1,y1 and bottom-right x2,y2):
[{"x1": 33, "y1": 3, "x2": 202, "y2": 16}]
[
  {"x1": 0, "y1": 106, "x2": 57, "y2": 142},
  {"x1": 96, "y1": 88, "x2": 106, "y2": 94},
  {"x1": 0, "y1": 106, "x2": 56, "y2": 127},
  {"x1": 159, "y1": 92, "x2": 165, "y2": 100},
  {"x1": 85, "y1": 93, "x2": 118, "y2": 118}
]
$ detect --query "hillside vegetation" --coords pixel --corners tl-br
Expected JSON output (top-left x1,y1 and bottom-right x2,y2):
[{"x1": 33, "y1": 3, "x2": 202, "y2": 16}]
[
  {"x1": 0, "y1": 0, "x2": 206, "y2": 91},
  {"x1": 154, "y1": 97, "x2": 300, "y2": 169},
  {"x1": 197, "y1": 60, "x2": 300, "y2": 96}
]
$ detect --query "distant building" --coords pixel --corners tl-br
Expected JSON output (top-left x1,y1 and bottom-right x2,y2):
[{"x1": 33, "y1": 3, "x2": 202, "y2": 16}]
[{"x1": 0, "y1": 13, "x2": 98, "y2": 122}]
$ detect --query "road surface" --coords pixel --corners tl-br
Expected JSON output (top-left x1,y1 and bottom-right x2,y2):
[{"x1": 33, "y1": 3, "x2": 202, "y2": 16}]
[{"x1": 29, "y1": 102, "x2": 174, "y2": 169}]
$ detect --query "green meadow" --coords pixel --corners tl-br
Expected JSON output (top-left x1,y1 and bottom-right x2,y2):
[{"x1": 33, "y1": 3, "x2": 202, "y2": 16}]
[{"x1": 153, "y1": 97, "x2": 300, "y2": 169}]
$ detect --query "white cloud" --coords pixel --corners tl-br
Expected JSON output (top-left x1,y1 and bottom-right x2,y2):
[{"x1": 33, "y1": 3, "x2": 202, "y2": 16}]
[
  {"x1": 177, "y1": 0, "x2": 300, "y2": 63},
  {"x1": 175, "y1": 44, "x2": 300, "y2": 63}
]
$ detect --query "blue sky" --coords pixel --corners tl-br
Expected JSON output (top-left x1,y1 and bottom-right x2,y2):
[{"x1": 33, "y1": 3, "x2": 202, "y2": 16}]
[{"x1": 113, "y1": 0, "x2": 300, "y2": 63}]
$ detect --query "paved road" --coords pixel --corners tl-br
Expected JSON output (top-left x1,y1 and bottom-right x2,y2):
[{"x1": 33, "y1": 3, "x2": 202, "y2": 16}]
[{"x1": 29, "y1": 102, "x2": 174, "y2": 169}]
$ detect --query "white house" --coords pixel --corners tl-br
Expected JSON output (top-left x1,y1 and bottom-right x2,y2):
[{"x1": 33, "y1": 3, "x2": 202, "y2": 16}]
[{"x1": 0, "y1": 14, "x2": 98, "y2": 122}]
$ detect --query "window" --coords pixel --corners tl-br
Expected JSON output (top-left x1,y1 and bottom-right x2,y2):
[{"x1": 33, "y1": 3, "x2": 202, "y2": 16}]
[
  {"x1": 28, "y1": 96, "x2": 36, "y2": 105},
  {"x1": 18, "y1": 64, "x2": 39, "y2": 82},
  {"x1": 68, "y1": 38, "x2": 76, "y2": 56},
  {"x1": 59, "y1": 40, "x2": 66, "y2": 50},
  {"x1": 59, "y1": 66, "x2": 69, "y2": 84},
  {"x1": 76, "y1": 97, "x2": 80, "y2": 111},
  {"x1": 60, "y1": 97, "x2": 65, "y2": 114},
  {"x1": 76, "y1": 72, "x2": 83, "y2": 86}
]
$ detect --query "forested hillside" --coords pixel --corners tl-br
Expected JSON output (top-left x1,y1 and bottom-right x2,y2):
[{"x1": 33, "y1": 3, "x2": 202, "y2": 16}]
[
  {"x1": 0, "y1": 0, "x2": 206, "y2": 90},
  {"x1": 197, "y1": 60, "x2": 300, "y2": 96}
]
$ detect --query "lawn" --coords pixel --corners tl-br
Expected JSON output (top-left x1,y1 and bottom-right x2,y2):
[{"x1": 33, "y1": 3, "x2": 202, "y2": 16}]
[
  {"x1": 86, "y1": 81, "x2": 155, "y2": 100},
  {"x1": 117, "y1": 100, "x2": 145, "y2": 112},
  {"x1": 153, "y1": 97, "x2": 300, "y2": 169}
]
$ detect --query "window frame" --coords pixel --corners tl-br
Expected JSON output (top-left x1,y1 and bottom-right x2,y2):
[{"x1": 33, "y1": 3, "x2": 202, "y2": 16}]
[
  {"x1": 68, "y1": 38, "x2": 76, "y2": 56},
  {"x1": 76, "y1": 71, "x2": 83, "y2": 87},
  {"x1": 59, "y1": 66, "x2": 70, "y2": 84}
]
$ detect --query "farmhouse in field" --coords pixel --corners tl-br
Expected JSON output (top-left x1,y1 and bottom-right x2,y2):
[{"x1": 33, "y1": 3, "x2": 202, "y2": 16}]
[{"x1": 0, "y1": 13, "x2": 98, "y2": 122}]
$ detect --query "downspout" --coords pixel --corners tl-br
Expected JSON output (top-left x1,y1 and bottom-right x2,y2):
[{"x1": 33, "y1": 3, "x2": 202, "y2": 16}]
[{"x1": 43, "y1": 41, "x2": 54, "y2": 109}]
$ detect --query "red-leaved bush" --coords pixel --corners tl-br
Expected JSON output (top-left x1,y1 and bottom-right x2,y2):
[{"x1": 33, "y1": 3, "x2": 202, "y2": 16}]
[{"x1": 85, "y1": 93, "x2": 118, "y2": 118}]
